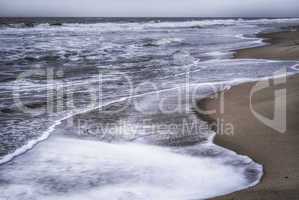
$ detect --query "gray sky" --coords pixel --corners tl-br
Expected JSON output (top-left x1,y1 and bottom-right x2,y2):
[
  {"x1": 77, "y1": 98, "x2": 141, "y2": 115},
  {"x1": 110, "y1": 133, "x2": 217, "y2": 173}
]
[{"x1": 1, "y1": 0, "x2": 299, "y2": 17}]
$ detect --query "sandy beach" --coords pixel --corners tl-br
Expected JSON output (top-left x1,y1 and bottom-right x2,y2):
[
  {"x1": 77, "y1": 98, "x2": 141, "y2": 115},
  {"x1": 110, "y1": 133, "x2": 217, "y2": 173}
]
[
  {"x1": 198, "y1": 29, "x2": 299, "y2": 199},
  {"x1": 235, "y1": 28, "x2": 299, "y2": 60}
]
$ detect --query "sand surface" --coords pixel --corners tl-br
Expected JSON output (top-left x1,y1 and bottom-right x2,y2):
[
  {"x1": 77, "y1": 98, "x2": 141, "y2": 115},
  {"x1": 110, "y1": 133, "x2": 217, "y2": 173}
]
[
  {"x1": 198, "y1": 75, "x2": 299, "y2": 199},
  {"x1": 235, "y1": 29, "x2": 299, "y2": 61},
  {"x1": 198, "y1": 29, "x2": 299, "y2": 199}
]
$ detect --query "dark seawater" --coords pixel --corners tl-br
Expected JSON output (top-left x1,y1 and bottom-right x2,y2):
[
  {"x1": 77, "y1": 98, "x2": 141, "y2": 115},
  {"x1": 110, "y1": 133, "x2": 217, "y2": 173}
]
[{"x1": 0, "y1": 17, "x2": 299, "y2": 199}]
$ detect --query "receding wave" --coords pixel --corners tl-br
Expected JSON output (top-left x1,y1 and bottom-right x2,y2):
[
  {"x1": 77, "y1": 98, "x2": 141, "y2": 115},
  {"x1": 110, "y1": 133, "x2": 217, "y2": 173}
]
[{"x1": 1, "y1": 17, "x2": 299, "y2": 199}]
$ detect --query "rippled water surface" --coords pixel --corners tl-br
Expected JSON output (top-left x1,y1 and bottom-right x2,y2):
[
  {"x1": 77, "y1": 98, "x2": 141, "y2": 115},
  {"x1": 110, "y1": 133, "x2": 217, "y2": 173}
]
[{"x1": 1, "y1": 18, "x2": 299, "y2": 199}]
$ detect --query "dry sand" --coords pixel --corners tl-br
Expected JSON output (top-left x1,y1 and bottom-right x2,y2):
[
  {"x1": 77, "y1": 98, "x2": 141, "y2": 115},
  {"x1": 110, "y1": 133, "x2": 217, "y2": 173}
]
[{"x1": 197, "y1": 29, "x2": 299, "y2": 199}]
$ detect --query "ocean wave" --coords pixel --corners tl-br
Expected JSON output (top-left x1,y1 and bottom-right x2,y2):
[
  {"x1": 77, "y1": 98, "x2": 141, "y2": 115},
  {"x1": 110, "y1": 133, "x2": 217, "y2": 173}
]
[
  {"x1": 0, "y1": 76, "x2": 266, "y2": 200},
  {"x1": 0, "y1": 136, "x2": 262, "y2": 200},
  {"x1": 2, "y1": 18, "x2": 299, "y2": 32},
  {"x1": 142, "y1": 37, "x2": 184, "y2": 47},
  {"x1": 2, "y1": 18, "x2": 299, "y2": 199},
  {"x1": 0, "y1": 79, "x2": 264, "y2": 199},
  {"x1": 5, "y1": 68, "x2": 295, "y2": 199},
  {"x1": 155, "y1": 38, "x2": 183, "y2": 45},
  {"x1": 0, "y1": 74, "x2": 270, "y2": 166}
]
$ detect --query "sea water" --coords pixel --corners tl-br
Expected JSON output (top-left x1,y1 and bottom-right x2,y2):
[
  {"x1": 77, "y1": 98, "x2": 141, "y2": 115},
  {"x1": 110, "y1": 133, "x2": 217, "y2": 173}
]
[{"x1": 1, "y1": 18, "x2": 299, "y2": 199}]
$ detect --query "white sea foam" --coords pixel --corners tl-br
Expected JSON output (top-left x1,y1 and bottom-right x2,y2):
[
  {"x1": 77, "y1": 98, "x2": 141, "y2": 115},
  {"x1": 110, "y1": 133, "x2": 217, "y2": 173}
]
[
  {"x1": 0, "y1": 136, "x2": 262, "y2": 200},
  {"x1": 0, "y1": 67, "x2": 289, "y2": 166},
  {"x1": 144, "y1": 19, "x2": 239, "y2": 29},
  {"x1": 3, "y1": 18, "x2": 298, "y2": 199},
  {"x1": 205, "y1": 51, "x2": 233, "y2": 59},
  {"x1": 291, "y1": 64, "x2": 299, "y2": 71},
  {"x1": 2, "y1": 18, "x2": 299, "y2": 33},
  {"x1": 0, "y1": 96, "x2": 126, "y2": 165},
  {"x1": 0, "y1": 70, "x2": 269, "y2": 200},
  {"x1": 154, "y1": 38, "x2": 183, "y2": 45},
  {"x1": 66, "y1": 18, "x2": 299, "y2": 31}
]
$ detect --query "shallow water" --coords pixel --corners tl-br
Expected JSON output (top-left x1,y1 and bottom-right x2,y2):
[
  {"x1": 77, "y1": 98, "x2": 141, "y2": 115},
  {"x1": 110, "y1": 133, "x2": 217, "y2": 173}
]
[{"x1": 1, "y1": 18, "x2": 299, "y2": 199}]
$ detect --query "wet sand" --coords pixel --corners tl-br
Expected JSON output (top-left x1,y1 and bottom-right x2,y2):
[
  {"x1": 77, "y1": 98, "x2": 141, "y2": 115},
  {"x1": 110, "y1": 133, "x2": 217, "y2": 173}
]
[
  {"x1": 235, "y1": 28, "x2": 299, "y2": 61},
  {"x1": 198, "y1": 29, "x2": 299, "y2": 199}
]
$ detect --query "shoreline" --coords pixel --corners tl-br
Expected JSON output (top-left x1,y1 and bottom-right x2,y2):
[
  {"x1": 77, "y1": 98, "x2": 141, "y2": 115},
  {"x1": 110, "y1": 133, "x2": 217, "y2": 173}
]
[
  {"x1": 199, "y1": 75, "x2": 299, "y2": 200},
  {"x1": 234, "y1": 27, "x2": 299, "y2": 61},
  {"x1": 198, "y1": 29, "x2": 299, "y2": 199}
]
